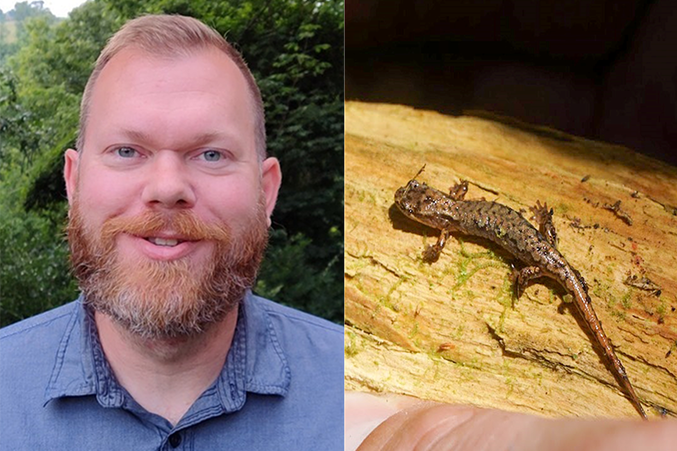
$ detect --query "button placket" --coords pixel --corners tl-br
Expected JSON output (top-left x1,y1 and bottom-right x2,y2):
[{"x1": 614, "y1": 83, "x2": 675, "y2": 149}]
[{"x1": 168, "y1": 432, "x2": 182, "y2": 448}]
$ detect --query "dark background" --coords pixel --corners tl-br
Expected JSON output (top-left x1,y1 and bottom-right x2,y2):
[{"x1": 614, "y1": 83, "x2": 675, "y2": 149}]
[{"x1": 346, "y1": 0, "x2": 677, "y2": 166}]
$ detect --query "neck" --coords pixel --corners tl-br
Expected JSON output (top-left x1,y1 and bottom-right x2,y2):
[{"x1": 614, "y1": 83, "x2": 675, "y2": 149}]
[{"x1": 94, "y1": 306, "x2": 239, "y2": 425}]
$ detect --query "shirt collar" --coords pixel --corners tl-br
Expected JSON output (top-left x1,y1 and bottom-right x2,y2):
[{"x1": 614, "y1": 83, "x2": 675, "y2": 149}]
[{"x1": 44, "y1": 292, "x2": 291, "y2": 414}]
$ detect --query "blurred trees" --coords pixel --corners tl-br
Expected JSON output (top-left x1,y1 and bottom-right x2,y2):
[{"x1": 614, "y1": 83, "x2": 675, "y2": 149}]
[{"x1": 0, "y1": 0, "x2": 344, "y2": 326}]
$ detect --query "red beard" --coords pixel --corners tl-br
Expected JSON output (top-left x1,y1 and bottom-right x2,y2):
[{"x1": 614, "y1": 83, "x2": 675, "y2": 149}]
[{"x1": 67, "y1": 200, "x2": 268, "y2": 339}]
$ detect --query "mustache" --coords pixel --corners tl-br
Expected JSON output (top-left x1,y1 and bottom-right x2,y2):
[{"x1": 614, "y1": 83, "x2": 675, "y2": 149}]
[{"x1": 100, "y1": 210, "x2": 231, "y2": 244}]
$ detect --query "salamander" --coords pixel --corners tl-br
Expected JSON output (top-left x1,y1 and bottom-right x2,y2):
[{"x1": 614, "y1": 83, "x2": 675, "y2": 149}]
[{"x1": 394, "y1": 166, "x2": 647, "y2": 419}]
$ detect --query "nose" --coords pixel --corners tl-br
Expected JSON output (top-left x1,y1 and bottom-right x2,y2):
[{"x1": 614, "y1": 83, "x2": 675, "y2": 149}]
[{"x1": 141, "y1": 151, "x2": 196, "y2": 208}]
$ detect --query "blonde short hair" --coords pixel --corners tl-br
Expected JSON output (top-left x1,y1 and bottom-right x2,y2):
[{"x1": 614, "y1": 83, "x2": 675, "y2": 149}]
[{"x1": 77, "y1": 14, "x2": 266, "y2": 158}]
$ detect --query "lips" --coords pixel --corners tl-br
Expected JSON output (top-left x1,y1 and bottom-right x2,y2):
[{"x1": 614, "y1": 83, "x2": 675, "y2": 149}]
[
  {"x1": 146, "y1": 237, "x2": 183, "y2": 247},
  {"x1": 124, "y1": 231, "x2": 199, "y2": 259},
  {"x1": 118, "y1": 233, "x2": 201, "y2": 261}
]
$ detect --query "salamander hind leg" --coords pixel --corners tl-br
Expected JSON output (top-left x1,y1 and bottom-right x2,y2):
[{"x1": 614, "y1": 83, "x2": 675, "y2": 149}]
[
  {"x1": 531, "y1": 200, "x2": 558, "y2": 247},
  {"x1": 448, "y1": 180, "x2": 469, "y2": 201},
  {"x1": 511, "y1": 264, "x2": 544, "y2": 300}
]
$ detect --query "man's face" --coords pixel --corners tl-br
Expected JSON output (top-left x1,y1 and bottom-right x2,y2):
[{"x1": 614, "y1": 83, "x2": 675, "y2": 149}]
[{"x1": 64, "y1": 47, "x2": 281, "y2": 339}]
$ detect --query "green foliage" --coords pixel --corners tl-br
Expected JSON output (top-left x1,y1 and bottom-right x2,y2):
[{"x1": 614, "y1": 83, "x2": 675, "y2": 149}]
[
  {"x1": 0, "y1": 20, "x2": 19, "y2": 63},
  {"x1": 256, "y1": 229, "x2": 342, "y2": 323},
  {"x1": 0, "y1": 208, "x2": 77, "y2": 326},
  {"x1": 0, "y1": 140, "x2": 77, "y2": 326},
  {"x1": 1, "y1": 1, "x2": 58, "y2": 51},
  {"x1": 0, "y1": 0, "x2": 344, "y2": 327}
]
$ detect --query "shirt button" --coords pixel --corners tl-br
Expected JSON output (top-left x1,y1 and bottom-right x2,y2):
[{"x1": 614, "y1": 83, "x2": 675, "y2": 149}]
[{"x1": 168, "y1": 432, "x2": 182, "y2": 448}]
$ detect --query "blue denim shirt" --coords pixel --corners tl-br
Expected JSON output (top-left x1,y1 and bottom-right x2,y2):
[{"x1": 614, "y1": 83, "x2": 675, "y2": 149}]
[{"x1": 0, "y1": 292, "x2": 344, "y2": 449}]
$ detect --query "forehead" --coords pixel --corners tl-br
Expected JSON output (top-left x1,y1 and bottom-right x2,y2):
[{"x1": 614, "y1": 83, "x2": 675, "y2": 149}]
[{"x1": 85, "y1": 47, "x2": 255, "y2": 150}]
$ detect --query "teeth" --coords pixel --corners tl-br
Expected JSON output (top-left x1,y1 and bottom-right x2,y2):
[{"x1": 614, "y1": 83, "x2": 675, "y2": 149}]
[{"x1": 148, "y1": 237, "x2": 180, "y2": 247}]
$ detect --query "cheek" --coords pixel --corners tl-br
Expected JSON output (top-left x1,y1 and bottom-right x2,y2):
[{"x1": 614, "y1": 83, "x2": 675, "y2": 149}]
[
  {"x1": 75, "y1": 170, "x2": 144, "y2": 221},
  {"x1": 200, "y1": 178, "x2": 262, "y2": 224}
]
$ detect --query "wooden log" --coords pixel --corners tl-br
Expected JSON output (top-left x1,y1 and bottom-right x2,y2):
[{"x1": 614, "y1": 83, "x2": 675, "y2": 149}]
[{"x1": 344, "y1": 101, "x2": 677, "y2": 419}]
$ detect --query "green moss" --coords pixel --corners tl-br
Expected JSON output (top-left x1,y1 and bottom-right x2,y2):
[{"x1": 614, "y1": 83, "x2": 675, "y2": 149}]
[
  {"x1": 497, "y1": 304, "x2": 510, "y2": 332},
  {"x1": 605, "y1": 264, "x2": 617, "y2": 277},
  {"x1": 408, "y1": 321, "x2": 419, "y2": 339},
  {"x1": 378, "y1": 279, "x2": 406, "y2": 312},
  {"x1": 371, "y1": 303, "x2": 382, "y2": 319},
  {"x1": 620, "y1": 291, "x2": 632, "y2": 309},
  {"x1": 498, "y1": 277, "x2": 514, "y2": 310},
  {"x1": 555, "y1": 203, "x2": 570, "y2": 215},
  {"x1": 344, "y1": 331, "x2": 360, "y2": 357},
  {"x1": 452, "y1": 241, "x2": 504, "y2": 290},
  {"x1": 504, "y1": 376, "x2": 515, "y2": 396},
  {"x1": 454, "y1": 324, "x2": 465, "y2": 339},
  {"x1": 611, "y1": 309, "x2": 627, "y2": 320},
  {"x1": 656, "y1": 300, "x2": 667, "y2": 320},
  {"x1": 465, "y1": 357, "x2": 483, "y2": 370}
]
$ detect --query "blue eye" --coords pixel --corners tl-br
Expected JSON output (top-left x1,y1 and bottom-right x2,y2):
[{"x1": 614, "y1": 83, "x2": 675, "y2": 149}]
[
  {"x1": 116, "y1": 147, "x2": 137, "y2": 158},
  {"x1": 202, "y1": 150, "x2": 222, "y2": 162}
]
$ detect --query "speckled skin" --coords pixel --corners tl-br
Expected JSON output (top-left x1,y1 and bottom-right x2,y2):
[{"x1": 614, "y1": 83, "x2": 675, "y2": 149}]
[{"x1": 394, "y1": 177, "x2": 647, "y2": 419}]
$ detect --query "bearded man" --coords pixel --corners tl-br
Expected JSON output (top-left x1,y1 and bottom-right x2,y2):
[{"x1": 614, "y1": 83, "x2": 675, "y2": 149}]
[{"x1": 0, "y1": 14, "x2": 343, "y2": 449}]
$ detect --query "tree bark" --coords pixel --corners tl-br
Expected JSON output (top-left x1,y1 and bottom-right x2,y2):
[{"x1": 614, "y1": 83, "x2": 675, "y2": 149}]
[{"x1": 344, "y1": 101, "x2": 677, "y2": 419}]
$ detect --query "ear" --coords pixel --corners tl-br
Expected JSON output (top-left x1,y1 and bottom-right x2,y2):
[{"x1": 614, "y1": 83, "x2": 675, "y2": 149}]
[
  {"x1": 64, "y1": 148, "x2": 79, "y2": 205},
  {"x1": 260, "y1": 157, "x2": 282, "y2": 227}
]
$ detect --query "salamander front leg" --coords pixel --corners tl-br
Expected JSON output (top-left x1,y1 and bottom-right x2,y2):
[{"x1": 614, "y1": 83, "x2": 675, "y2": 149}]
[
  {"x1": 448, "y1": 180, "x2": 469, "y2": 201},
  {"x1": 423, "y1": 229, "x2": 453, "y2": 262}
]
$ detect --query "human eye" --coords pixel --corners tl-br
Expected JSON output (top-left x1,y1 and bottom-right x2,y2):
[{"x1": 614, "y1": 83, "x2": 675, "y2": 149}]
[
  {"x1": 115, "y1": 146, "x2": 138, "y2": 158},
  {"x1": 201, "y1": 149, "x2": 222, "y2": 162},
  {"x1": 193, "y1": 149, "x2": 232, "y2": 167},
  {"x1": 188, "y1": 148, "x2": 232, "y2": 172},
  {"x1": 101, "y1": 145, "x2": 147, "y2": 169}
]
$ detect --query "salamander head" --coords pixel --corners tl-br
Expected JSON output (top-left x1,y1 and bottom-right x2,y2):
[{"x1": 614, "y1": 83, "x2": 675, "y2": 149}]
[
  {"x1": 394, "y1": 179, "x2": 430, "y2": 219},
  {"x1": 395, "y1": 174, "x2": 458, "y2": 230}
]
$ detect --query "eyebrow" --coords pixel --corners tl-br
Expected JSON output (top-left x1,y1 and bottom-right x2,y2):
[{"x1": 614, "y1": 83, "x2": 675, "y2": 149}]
[{"x1": 120, "y1": 129, "x2": 229, "y2": 148}]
